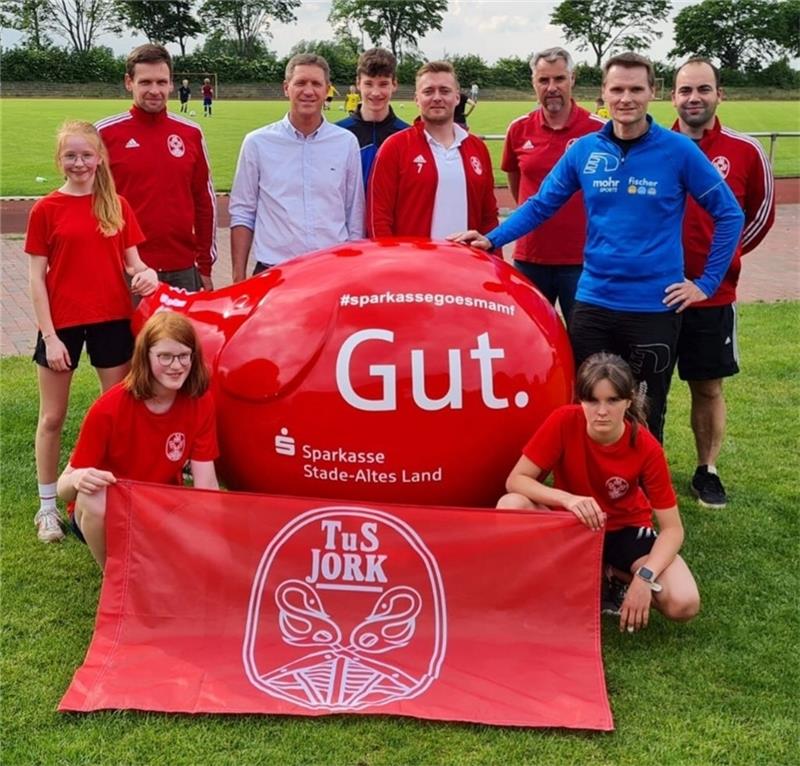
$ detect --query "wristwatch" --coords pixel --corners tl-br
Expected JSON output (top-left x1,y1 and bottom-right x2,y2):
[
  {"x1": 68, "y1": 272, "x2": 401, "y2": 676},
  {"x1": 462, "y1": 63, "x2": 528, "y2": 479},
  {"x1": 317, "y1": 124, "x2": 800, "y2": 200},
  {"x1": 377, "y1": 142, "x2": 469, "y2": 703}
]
[{"x1": 635, "y1": 566, "x2": 663, "y2": 592}]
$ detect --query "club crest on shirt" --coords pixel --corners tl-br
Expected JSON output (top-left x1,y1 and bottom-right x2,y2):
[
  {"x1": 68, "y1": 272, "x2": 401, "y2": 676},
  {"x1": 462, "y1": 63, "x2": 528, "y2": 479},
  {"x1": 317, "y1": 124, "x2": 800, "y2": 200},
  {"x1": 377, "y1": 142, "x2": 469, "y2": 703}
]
[
  {"x1": 167, "y1": 134, "x2": 186, "y2": 158},
  {"x1": 711, "y1": 155, "x2": 730, "y2": 178},
  {"x1": 470, "y1": 156, "x2": 483, "y2": 175},
  {"x1": 166, "y1": 432, "x2": 186, "y2": 462},
  {"x1": 605, "y1": 476, "x2": 629, "y2": 500}
]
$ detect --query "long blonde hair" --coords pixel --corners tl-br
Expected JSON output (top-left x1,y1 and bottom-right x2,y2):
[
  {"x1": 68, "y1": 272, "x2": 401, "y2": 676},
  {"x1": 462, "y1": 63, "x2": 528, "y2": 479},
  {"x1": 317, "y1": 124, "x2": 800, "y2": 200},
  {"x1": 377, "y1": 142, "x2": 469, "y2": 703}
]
[{"x1": 55, "y1": 120, "x2": 124, "y2": 237}]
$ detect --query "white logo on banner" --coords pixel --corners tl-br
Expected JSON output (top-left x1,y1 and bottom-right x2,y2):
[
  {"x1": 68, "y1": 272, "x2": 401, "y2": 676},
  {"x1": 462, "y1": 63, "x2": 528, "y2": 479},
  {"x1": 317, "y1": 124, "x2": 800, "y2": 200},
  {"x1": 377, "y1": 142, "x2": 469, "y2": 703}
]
[
  {"x1": 243, "y1": 507, "x2": 447, "y2": 711},
  {"x1": 167, "y1": 134, "x2": 185, "y2": 157}
]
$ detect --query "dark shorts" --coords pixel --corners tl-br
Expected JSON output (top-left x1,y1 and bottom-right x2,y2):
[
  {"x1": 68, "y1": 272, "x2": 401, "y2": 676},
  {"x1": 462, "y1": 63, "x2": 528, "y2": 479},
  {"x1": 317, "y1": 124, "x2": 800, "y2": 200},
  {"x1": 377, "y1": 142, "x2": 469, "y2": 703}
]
[
  {"x1": 326, "y1": 96, "x2": 333, "y2": 103},
  {"x1": 677, "y1": 304, "x2": 739, "y2": 381},
  {"x1": 603, "y1": 526, "x2": 657, "y2": 572},
  {"x1": 70, "y1": 513, "x2": 86, "y2": 544},
  {"x1": 203, "y1": 97, "x2": 212, "y2": 106},
  {"x1": 33, "y1": 319, "x2": 133, "y2": 370},
  {"x1": 157, "y1": 265, "x2": 203, "y2": 292}
]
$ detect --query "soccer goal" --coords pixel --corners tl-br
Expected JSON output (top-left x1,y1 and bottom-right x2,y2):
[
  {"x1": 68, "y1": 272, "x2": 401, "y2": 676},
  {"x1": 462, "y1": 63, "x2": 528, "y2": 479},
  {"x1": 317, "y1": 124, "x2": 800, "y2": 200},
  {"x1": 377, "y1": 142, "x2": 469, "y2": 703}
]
[{"x1": 654, "y1": 77, "x2": 665, "y2": 100}]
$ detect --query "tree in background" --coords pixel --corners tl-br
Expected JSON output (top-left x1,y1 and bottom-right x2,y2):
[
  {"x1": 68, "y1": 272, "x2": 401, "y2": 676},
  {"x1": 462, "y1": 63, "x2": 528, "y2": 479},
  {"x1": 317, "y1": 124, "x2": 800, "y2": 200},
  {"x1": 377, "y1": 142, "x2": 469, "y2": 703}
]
[
  {"x1": 550, "y1": 0, "x2": 671, "y2": 68},
  {"x1": 288, "y1": 38, "x2": 359, "y2": 84},
  {"x1": 116, "y1": 0, "x2": 202, "y2": 56},
  {"x1": 198, "y1": 0, "x2": 300, "y2": 59},
  {"x1": 672, "y1": 0, "x2": 799, "y2": 70},
  {"x1": 0, "y1": 0, "x2": 53, "y2": 49},
  {"x1": 329, "y1": 0, "x2": 447, "y2": 60},
  {"x1": 48, "y1": 0, "x2": 122, "y2": 52},
  {"x1": 447, "y1": 53, "x2": 493, "y2": 90}
]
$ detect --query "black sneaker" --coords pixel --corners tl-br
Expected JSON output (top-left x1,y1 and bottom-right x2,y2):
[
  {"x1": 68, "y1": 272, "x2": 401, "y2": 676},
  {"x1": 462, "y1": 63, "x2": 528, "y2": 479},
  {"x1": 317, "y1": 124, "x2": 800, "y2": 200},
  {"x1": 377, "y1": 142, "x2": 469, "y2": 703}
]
[
  {"x1": 691, "y1": 466, "x2": 728, "y2": 509},
  {"x1": 601, "y1": 576, "x2": 628, "y2": 617}
]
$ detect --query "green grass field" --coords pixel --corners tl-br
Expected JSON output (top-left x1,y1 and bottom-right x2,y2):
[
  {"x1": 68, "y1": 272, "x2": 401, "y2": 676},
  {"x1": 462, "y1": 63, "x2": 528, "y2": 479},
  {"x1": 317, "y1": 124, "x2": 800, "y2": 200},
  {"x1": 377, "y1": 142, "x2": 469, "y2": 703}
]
[
  {"x1": 1, "y1": 98, "x2": 798, "y2": 196},
  {"x1": 1, "y1": 301, "x2": 798, "y2": 765}
]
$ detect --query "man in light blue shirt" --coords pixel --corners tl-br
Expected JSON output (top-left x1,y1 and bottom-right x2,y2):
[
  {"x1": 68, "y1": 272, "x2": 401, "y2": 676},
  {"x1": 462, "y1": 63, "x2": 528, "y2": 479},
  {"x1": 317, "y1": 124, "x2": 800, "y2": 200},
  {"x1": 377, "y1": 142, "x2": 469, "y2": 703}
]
[{"x1": 230, "y1": 54, "x2": 365, "y2": 282}]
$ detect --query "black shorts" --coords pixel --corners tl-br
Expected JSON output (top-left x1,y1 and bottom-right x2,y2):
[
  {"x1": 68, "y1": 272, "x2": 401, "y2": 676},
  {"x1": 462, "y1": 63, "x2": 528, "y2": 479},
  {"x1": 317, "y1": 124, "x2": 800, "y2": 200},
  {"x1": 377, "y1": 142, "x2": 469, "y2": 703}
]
[
  {"x1": 70, "y1": 513, "x2": 86, "y2": 544},
  {"x1": 33, "y1": 319, "x2": 133, "y2": 370},
  {"x1": 677, "y1": 304, "x2": 739, "y2": 381},
  {"x1": 157, "y1": 266, "x2": 202, "y2": 292},
  {"x1": 603, "y1": 526, "x2": 657, "y2": 572}
]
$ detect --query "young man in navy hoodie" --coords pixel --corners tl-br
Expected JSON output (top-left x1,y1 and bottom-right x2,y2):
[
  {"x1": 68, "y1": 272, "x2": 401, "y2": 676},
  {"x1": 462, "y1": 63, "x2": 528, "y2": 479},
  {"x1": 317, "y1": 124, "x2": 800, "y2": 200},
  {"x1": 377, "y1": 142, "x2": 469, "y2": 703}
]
[{"x1": 337, "y1": 48, "x2": 408, "y2": 189}]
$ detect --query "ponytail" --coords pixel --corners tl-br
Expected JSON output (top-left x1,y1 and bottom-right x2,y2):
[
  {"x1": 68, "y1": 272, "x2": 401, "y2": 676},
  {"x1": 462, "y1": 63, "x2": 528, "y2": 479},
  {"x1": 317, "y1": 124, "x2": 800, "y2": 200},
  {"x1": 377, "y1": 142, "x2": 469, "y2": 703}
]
[{"x1": 55, "y1": 120, "x2": 124, "y2": 237}]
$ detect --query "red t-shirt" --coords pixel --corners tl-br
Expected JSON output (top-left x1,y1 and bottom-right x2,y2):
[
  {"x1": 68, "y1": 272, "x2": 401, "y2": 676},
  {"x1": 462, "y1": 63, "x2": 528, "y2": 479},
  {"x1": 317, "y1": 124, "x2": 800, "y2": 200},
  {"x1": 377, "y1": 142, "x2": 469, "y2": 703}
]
[
  {"x1": 501, "y1": 103, "x2": 604, "y2": 265},
  {"x1": 25, "y1": 191, "x2": 144, "y2": 330},
  {"x1": 69, "y1": 383, "x2": 218, "y2": 491},
  {"x1": 522, "y1": 405, "x2": 676, "y2": 531}
]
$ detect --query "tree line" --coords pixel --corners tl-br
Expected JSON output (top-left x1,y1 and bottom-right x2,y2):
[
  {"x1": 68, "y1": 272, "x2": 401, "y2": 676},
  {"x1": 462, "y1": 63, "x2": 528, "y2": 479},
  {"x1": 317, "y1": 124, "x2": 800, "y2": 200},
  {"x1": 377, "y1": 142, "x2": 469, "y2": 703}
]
[{"x1": 2, "y1": 0, "x2": 798, "y2": 87}]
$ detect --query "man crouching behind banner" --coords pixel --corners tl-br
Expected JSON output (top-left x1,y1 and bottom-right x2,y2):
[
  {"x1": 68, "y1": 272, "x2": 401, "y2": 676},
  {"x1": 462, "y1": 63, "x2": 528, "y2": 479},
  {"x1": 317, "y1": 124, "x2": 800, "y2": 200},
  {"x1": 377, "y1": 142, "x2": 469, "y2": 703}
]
[
  {"x1": 58, "y1": 313, "x2": 219, "y2": 568},
  {"x1": 497, "y1": 353, "x2": 700, "y2": 633}
]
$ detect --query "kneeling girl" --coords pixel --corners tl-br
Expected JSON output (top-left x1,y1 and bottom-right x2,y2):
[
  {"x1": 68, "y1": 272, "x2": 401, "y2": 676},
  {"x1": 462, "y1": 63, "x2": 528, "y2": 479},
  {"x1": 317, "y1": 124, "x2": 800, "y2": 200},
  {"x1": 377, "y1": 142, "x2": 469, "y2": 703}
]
[
  {"x1": 58, "y1": 312, "x2": 219, "y2": 569},
  {"x1": 498, "y1": 352, "x2": 700, "y2": 632}
]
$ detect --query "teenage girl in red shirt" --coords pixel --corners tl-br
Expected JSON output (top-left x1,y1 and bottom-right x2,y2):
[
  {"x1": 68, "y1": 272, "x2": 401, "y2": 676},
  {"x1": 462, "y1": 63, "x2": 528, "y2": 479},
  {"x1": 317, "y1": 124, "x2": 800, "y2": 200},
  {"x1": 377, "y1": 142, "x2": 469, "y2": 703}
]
[
  {"x1": 57, "y1": 312, "x2": 219, "y2": 569},
  {"x1": 498, "y1": 352, "x2": 700, "y2": 633},
  {"x1": 26, "y1": 121, "x2": 158, "y2": 544}
]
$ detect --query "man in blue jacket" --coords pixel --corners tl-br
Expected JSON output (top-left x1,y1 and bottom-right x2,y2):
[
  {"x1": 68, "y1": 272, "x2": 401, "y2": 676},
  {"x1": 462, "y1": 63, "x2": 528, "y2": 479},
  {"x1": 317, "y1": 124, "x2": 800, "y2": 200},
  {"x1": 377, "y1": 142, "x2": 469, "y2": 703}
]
[
  {"x1": 337, "y1": 48, "x2": 408, "y2": 189},
  {"x1": 450, "y1": 52, "x2": 744, "y2": 442}
]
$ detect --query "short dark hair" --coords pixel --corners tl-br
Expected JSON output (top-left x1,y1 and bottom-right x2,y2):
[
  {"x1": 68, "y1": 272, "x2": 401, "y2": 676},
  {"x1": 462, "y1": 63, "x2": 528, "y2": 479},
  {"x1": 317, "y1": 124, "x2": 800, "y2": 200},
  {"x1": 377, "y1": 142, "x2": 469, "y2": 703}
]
[
  {"x1": 602, "y1": 52, "x2": 655, "y2": 88},
  {"x1": 126, "y1": 43, "x2": 172, "y2": 79},
  {"x1": 416, "y1": 60, "x2": 459, "y2": 89},
  {"x1": 674, "y1": 56, "x2": 721, "y2": 89},
  {"x1": 285, "y1": 53, "x2": 330, "y2": 83},
  {"x1": 357, "y1": 48, "x2": 398, "y2": 80}
]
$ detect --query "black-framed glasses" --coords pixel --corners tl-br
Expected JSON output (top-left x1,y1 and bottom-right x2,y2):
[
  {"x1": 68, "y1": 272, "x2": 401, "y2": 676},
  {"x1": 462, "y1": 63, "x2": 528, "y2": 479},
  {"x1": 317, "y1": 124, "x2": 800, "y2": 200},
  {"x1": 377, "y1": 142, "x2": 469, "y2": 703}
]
[{"x1": 151, "y1": 351, "x2": 193, "y2": 367}]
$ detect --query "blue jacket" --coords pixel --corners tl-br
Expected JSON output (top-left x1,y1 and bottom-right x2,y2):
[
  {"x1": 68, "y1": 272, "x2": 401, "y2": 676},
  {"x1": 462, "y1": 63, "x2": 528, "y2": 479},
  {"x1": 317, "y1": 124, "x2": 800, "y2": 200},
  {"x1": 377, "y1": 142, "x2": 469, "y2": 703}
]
[
  {"x1": 488, "y1": 116, "x2": 745, "y2": 312},
  {"x1": 337, "y1": 106, "x2": 409, "y2": 189}
]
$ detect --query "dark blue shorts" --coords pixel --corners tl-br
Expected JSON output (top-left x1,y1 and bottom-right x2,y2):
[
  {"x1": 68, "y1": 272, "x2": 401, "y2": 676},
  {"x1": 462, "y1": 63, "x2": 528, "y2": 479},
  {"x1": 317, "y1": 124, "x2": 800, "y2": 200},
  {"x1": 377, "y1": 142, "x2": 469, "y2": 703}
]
[{"x1": 603, "y1": 526, "x2": 657, "y2": 572}]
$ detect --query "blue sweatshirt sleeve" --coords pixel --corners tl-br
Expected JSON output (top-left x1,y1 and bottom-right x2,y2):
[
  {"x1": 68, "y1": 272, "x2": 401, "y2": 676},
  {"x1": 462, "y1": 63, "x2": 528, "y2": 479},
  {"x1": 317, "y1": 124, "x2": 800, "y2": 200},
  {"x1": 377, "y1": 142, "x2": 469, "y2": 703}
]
[
  {"x1": 684, "y1": 146, "x2": 745, "y2": 299},
  {"x1": 486, "y1": 150, "x2": 581, "y2": 249}
]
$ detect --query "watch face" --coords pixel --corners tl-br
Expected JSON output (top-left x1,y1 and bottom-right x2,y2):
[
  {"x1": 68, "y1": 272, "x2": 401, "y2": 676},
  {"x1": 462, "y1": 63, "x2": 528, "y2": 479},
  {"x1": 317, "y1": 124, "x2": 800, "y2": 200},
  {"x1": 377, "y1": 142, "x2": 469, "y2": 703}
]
[{"x1": 639, "y1": 567, "x2": 654, "y2": 581}]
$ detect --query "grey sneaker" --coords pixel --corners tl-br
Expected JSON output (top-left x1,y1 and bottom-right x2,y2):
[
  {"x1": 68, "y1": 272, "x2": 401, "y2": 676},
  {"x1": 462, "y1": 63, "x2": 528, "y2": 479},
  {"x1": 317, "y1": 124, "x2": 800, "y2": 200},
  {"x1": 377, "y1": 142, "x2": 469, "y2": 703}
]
[
  {"x1": 34, "y1": 509, "x2": 65, "y2": 543},
  {"x1": 691, "y1": 466, "x2": 728, "y2": 509},
  {"x1": 601, "y1": 576, "x2": 628, "y2": 617}
]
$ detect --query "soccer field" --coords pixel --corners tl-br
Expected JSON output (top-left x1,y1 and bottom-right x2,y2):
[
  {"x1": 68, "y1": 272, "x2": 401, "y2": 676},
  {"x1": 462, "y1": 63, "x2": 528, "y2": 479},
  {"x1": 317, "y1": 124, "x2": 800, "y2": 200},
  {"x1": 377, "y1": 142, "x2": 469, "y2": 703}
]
[{"x1": 1, "y1": 98, "x2": 798, "y2": 196}]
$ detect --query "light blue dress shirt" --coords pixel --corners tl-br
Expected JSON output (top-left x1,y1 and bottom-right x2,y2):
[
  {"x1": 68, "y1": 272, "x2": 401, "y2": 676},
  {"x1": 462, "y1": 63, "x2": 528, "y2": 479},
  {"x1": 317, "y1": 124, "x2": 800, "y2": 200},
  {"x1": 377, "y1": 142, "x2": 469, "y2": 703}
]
[{"x1": 229, "y1": 115, "x2": 365, "y2": 265}]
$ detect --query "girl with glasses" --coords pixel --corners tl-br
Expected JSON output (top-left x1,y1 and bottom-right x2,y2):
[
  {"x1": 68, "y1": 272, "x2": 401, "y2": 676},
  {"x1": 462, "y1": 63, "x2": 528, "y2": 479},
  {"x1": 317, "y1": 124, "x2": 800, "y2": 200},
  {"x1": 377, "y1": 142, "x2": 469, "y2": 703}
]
[
  {"x1": 58, "y1": 312, "x2": 219, "y2": 568},
  {"x1": 27, "y1": 120, "x2": 158, "y2": 544}
]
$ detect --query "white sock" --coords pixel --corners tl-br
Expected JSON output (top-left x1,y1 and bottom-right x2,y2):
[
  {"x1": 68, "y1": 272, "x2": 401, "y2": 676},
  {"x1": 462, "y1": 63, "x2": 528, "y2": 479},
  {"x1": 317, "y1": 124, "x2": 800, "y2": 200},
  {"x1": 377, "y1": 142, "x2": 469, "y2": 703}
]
[
  {"x1": 706, "y1": 465, "x2": 718, "y2": 475},
  {"x1": 38, "y1": 482, "x2": 57, "y2": 512}
]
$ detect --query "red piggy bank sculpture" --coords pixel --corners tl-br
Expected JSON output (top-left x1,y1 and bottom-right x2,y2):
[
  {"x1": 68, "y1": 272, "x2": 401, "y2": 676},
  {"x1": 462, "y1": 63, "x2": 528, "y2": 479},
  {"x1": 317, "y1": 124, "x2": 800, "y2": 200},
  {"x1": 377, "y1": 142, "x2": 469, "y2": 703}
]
[{"x1": 135, "y1": 239, "x2": 574, "y2": 506}]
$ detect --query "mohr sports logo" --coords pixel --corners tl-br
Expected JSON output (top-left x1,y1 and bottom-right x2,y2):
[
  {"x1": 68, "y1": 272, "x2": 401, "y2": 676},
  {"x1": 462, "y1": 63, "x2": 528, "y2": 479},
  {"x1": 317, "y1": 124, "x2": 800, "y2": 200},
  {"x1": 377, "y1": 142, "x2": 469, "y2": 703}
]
[{"x1": 243, "y1": 507, "x2": 447, "y2": 711}]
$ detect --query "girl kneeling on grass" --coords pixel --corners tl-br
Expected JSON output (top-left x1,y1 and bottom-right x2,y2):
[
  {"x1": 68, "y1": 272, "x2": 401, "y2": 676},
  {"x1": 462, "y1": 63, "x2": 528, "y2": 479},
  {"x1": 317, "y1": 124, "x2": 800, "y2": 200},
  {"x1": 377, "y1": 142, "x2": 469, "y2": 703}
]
[
  {"x1": 497, "y1": 352, "x2": 700, "y2": 633},
  {"x1": 27, "y1": 120, "x2": 158, "y2": 543},
  {"x1": 57, "y1": 312, "x2": 219, "y2": 569}
]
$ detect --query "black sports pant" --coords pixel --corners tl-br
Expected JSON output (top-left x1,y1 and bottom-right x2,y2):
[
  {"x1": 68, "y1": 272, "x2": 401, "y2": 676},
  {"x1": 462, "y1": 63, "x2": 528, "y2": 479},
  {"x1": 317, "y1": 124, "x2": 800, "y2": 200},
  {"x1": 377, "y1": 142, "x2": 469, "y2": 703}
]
[{"x1": 569, "y1": 301, "x2": 682, "y2": 443}]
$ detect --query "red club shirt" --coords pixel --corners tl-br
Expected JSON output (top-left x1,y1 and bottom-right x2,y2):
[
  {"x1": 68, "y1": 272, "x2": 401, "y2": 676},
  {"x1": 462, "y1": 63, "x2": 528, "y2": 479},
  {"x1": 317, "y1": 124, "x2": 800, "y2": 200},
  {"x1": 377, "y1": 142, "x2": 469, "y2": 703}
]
[
  {"x1": 96, "y1": 106, "x2": 217, "y2": 276},
  {"x1": 673, "y1": 117, "x2": 775, "y2": 307},
  {"x1": 69, "y1": 383, "x2": 218, "y2": 495},
  {"x1": 25, "y1": 191, "x2": 144, "y2": 330},
  {"x1": 522, "y1": 405, "x2": 676, "y2": 531},
  {"x1": 366, "y1": 118, "x2": 498, "y2": 239},
  {"x1": 501, "y1": 102, "x2": 605, "y2": 265}
]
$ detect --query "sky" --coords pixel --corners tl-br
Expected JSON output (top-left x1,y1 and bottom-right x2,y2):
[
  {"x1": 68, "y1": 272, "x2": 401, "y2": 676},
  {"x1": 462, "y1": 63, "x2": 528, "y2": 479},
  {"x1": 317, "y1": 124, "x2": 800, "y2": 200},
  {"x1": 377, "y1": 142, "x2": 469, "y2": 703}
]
[{"x1": 1, "y1": 0, "x2": 706, "y2": 65}]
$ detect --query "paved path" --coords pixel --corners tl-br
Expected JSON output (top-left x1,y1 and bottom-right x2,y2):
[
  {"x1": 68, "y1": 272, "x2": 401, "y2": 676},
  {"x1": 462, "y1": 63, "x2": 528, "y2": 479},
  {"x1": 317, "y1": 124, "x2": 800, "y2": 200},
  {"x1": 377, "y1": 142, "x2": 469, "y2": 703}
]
[{"x1": 2, "y1": 205, "x2": 798, "y2": 358}]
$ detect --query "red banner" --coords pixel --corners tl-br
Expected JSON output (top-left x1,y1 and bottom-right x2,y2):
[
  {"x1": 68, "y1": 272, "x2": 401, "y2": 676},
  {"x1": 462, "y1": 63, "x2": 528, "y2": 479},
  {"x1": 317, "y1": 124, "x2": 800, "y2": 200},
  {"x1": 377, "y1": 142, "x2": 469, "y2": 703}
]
[{"x1": 60, "y1": 482, "x2": 613, "y2": 730}]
